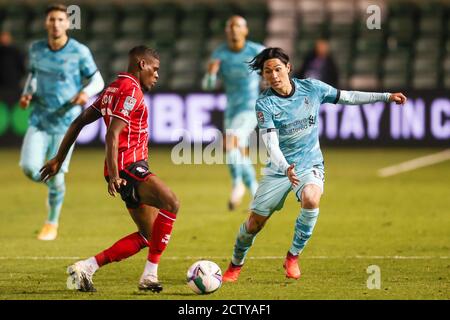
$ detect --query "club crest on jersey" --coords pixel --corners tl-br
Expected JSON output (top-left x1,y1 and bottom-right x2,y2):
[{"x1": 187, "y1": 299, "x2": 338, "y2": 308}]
[
  {"x1": 304, "y1": 97, "x2": 310, "y2": 105},
  {"x1": 257, "y1": 111, "x2": 265, "y2": 123},
  {"x1": 124, "y1": 96, "x2": 137, "y2": 111},
  {"x1": 136, "y1": 166, "x2": 146, "y2": 173}
]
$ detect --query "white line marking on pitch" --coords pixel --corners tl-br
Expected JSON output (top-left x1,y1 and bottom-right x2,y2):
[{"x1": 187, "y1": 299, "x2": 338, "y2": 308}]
[
  {"x1": 0, "y1": 255, "x2": 448, "y2": 260},
  {"x1": 378, "y1": 149, "x2": 450, "y2": 177}
]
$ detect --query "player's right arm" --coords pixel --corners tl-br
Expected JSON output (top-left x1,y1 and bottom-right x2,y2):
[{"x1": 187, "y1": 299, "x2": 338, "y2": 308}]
[
  {"x1": 201, "y1": 59, "x2": 221, "y2": 90},
  {"x1": 105, "y1": 118, "x2": 127, "y2": 197},
  {"x1": 19, "y1": 73, "x2": 37, "y2": 108},
  {"x1": 256, "y1": 99, "x2": 299, "y2": 185},
  {"x1": 40, "y1": 106, "x2": 102, "y2": 182},
  {"x1": 19, "y1": 43, "x2": 37, "y2": 109}
]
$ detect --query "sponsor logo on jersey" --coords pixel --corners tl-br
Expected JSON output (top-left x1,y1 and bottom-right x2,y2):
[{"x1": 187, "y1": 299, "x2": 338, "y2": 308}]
[{"x1": 124, "y1": 96, "x2": 137, "y2": 111}]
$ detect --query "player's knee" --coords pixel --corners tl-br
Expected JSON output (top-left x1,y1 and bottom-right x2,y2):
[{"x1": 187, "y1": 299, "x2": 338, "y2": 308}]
[
  {"x1": 161, "y1": 192, "x2": 180, "y2": 214},
  {"x1": 301, "y1": 188, "x2": 321, "y2": 209},
  {"x1": 21, "y1": 165, "x2": 41, "y2": 182},
  {"x1": 246, "y1": 216, "x2": 266, "y2": 234}
]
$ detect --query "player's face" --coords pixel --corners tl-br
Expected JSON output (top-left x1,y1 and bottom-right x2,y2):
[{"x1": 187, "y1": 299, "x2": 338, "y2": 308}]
[
  {"x1": 225, "y1": 17, "x2": 248, "y2": 43},
  {"x1": 262, "y1": 58, "x2": 291, "y2": 90},
  {"x1": 140, "y1": 57, "x2": 160, "y2": 91},
  {"x1": 45, "y1": 10, "x2": 70, "y2": 39}
]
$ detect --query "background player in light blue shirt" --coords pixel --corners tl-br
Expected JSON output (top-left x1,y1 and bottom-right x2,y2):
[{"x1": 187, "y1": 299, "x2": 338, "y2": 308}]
[
  {"x1": 18, "y1": 4, "x2": 104, "y2": 240},
  {"x1": 222, "y1": 47, "x2": 407, "y2": 281},
  {"x1": 202, "y1": 15, "x2": 265, "y2": 211}
]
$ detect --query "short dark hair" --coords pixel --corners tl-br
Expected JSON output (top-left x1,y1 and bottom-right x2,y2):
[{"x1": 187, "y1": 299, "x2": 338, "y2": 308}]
[
  {"x1": 129, "y1": 45, "x2": 159, "y2": 61},
  {"x1": 249, "y1": 47, "x2": 290, "y2": 75},
  {"x1": 45, "y1": 4, "x2": 68, "y2": 16}
]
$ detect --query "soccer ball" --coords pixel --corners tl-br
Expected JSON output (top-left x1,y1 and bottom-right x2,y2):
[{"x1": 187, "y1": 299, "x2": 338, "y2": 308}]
[{"x1": 186, "y1": 260, "x2": 222, "y2": 294}]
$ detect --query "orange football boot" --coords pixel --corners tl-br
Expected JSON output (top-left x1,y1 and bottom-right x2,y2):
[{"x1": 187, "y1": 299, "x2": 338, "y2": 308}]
[
  {"x1": 222, "y1": 263, "x2": 243, "y2": 282},
  {"x1": 283, "y1": 252, "x2": 301, "y2": 279}
]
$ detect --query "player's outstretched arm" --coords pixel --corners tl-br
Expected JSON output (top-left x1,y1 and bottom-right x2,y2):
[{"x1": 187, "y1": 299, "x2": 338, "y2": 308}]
[
  {"x1": 40, "y1": 107, "x2": 101, "y2": 182},
  {"x1": 201, "y1": 60, "x2": 220, "y2": 90},
  {"x1": 71, "y1": 71, "x2": 105, "y2": 106},
  {"x1": 337, "y1": 90, "x2": 407, "y2": 106},
  {"x1": 105, "y1": 117, "x2": 128, "y2": 197}
]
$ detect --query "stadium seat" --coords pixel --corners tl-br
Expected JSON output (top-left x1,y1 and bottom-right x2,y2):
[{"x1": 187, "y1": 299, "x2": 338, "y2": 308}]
[
  {"x1": 168, "y1": 74, "x2": 198, "y2": 90},
  {"x1": 119, "y1": 16, "x2": 147, "y2": 37},
  {"x1": 382, "y1": 74, "x2": 408, "y2": 90},
  {"x1": 352, "y1": 55, "x2": 380, "y2": 75},
  {"x1": 412, "y1": 72, "x2": 439, "y2": 89}
]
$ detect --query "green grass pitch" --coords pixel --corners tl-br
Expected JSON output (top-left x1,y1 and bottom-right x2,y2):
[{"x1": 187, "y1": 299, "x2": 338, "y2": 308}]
[{"x1": 0, "y1": 147, "x2": 449, "y2": 300}]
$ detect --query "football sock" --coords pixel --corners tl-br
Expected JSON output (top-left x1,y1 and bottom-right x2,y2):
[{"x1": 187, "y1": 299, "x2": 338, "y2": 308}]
[
  {"x1": 241, "y1": 156, "x2": 258, "y2": 197},
  {"x1": 46, "y1": 173, "x2": 65, "y2": 225},
  {"x1": 84, "y1": 257, "x2": 99, "y2": 273},
  {"x1": 143, "y1": 260, "x2": 159, "y2": 277},
  {"x1": 226, "y1": 148, "x2": 243, "y2": 187},
  {"x1": 95, "y1": 232, "x2": 149, "y2": 267},
  {"x1": 231, "y1": 222, "x2": 257, "y2": 266},
  {"x1": 148, "y1": 209, "x2": 177, "y2": 264},
  {"x1": 289, "y1": 208, "x2": 320, "y2": 256}
]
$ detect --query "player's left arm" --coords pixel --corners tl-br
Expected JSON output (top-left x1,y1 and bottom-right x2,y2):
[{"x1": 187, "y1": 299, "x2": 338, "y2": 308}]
[
  {"x1": 40, "y1": 106, "x2": 102, "y2": 181},
  {"x1": 71, "y1": 71, "x2": 105, "y2": 105},
  {"x1": 337, "y1": 90, "x2": 407, "y2": 105},
  {"x1": 314, "y1": 79, "x2": 407, "y2": 106},
  {"x1": 71, "y1": 45, "x2": 105, "y2": 106},
  {"x1": 202, "y1": 60, "x2": 221, "y2": 90}
]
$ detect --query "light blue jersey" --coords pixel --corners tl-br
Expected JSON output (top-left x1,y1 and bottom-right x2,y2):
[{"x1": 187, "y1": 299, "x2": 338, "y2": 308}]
[
  {"x1": 212, "y1": 41, "x2": 265, "y2": 120},
  {"x1": 256, "y1": 78, "x2": 339, "y2": 175},
  {"x1": 27, "y1": 38, "x2": 98, "y2": 134}
]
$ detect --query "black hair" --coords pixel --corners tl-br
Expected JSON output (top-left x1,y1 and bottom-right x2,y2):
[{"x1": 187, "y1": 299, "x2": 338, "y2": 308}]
[
  {"x1": 249, "y1": 47, "x2": 290, "y2": 75},
  {"x1": 128, "y1": 45, "x2": 159, "y2": 61},
  {"x1": 45, "y1": 4, "x2": 68, "y2": 16}
]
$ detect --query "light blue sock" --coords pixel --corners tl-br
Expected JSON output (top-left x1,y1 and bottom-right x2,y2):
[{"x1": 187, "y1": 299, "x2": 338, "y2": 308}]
[
  {"x1": 226, "y1": 149, "x2": 243, "y2": 187},
  {"x1": 231, "y1": 223, "x2": 257, "y2": 266},
  {"x1": 46, "y1": 173, "x2": 65, "y2": 225},
  {"x1": 241, "y1": 156, "x2": 258, "y2": 197},
  {"x1": 289, "y1": 208, "x2": 320, "y2": 256}
]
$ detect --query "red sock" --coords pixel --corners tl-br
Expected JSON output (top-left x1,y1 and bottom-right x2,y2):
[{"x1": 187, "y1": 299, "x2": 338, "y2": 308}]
[
  {"x1": 95, "y1": 232, "x2": 149, "y2": 267},
  {"x1": 148, "y1": 209, "x2": 177, "y2": 264}
]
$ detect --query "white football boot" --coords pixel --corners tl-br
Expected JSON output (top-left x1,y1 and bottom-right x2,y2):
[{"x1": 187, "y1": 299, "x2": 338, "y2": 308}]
[{"x1": 66, "y1": 261, "x2": 96, "y2": 292}]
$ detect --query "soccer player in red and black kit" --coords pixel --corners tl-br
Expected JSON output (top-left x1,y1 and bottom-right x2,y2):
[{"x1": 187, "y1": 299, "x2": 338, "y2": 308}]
[{"x1": 40, "y1": 46, "x2": 178, "y2": 293}]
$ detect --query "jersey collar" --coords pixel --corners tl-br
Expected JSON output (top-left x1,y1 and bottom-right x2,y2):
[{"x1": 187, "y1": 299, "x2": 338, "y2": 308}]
[
  {"x1": 118, "y1": 72, "x2": 141, "y2": 90},
  {"x1": 47, "y1": 37, "x2": 70, "y2": 52},
  {"x1": 271, "y1": 79, "x2": 296, "y2": 99}
]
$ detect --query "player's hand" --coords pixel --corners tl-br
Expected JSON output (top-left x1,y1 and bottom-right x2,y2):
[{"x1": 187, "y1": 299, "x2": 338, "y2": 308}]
[
  {"x1": 71, "y1": 91, "x2": 89, "y2": 106},
  {"x1": 39, "y1": 158, "x2": 62, "y2": 182},
  {"x1": 208, "y1": 60, "x2": 221, "y2": 74},
  {"x1": 286, "y1": 164, "x2": 300, "y2": 187},
  {"x1": 108, "y1": 177, "x2": 127, "y2": 197},
  {"x1": 389, "y1": 92, "x2": 407, "y2": 105},
  {"x1": 19, "y1": 94, "x2": 32, "y2": 109}
]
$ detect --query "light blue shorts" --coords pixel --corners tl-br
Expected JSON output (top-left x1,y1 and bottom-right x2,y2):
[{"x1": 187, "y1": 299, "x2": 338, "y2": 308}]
[
  {"x1": 224, "y1": 111, "x2": 257, "y2": 148},
  {"x1": 19, "y1": 125, "x2": 75, "y2": 175},
  {"x1": 251, "y1": 167, "x2": 325, "y2": 217}
]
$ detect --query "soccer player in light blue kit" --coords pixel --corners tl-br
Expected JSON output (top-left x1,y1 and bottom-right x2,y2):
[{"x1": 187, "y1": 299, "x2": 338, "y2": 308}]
[
  {"x1": 202, "y1": 15, "x2": 265, "y2": 210},
  {"x1": 223, "y1": 47, "x2": 407, "y2": 281},
  {"x1": 19, "y1": 4, "x2": 104, "y2": 240}
]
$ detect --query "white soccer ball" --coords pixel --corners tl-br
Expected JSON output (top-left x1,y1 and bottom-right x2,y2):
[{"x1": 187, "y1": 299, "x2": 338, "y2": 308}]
[{"x1": 186, "y1": 260, "x2": 222, "y2": 294}]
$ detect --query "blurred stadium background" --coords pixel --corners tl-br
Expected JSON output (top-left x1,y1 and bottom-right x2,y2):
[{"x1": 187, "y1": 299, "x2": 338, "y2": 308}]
[
  {"x1": 1, "y1": 0, "x2": 450, "y2": 89},
  {"x1": 0, "y1": 0, "x2": 449, "y2": 147}
]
